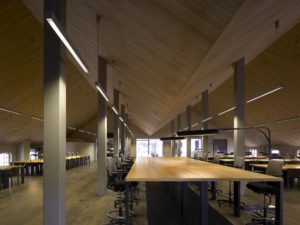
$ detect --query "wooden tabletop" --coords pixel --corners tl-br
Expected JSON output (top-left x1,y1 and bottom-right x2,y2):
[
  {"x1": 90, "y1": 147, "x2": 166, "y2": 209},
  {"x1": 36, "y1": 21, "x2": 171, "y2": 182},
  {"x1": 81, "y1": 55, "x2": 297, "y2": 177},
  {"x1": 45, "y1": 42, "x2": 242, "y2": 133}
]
[
  {"x1": 0, "y1": 165, "x2": 24, "y2": 171},
  {"x1": 126, "y1": 157, "x2": 282, "y2": 182},
  {"x1": 219, "y1": 158, "x2": 269, "y2": 162},
  {"x1": 250, "y1": 163, "x2": 300, "y2": 170}
]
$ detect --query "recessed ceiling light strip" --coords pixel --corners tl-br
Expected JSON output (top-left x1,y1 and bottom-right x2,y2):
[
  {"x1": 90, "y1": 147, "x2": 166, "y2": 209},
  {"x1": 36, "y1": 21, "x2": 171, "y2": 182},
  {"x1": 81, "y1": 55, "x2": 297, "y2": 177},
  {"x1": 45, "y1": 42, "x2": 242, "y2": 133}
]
[
  {"x1": 31, "y1": 116, "x2": 44, "y2": 122},
  {"x1": 46, "y1": 15, "x2": 89, "y2": 74},
  {"x1": 246, "y1": 85, "x2": 283, "y2": 104},
  {"x1": 0, "y1": 107, "x2": 21, "y2": 116}
]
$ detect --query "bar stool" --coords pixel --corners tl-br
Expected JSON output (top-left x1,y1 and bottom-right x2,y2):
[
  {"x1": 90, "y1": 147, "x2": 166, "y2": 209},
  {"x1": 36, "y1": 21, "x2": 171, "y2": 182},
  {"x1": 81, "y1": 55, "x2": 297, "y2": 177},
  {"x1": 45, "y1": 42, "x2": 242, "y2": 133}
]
[
  {"x1": 246, "y1": 160, "x2": 283, "y2": 225},
  {"x1": 105, "y1": 157, "x2": 134, "y2": 225}
]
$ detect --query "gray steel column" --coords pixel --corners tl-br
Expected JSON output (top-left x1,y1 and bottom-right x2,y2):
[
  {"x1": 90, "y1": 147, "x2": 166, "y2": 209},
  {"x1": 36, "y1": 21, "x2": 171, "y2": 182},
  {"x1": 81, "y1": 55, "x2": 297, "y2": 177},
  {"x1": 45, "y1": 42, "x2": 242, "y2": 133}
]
[
  {"x1": 113, "y1": 89, "x2": 119, "y2": 156},
  {"x1": 234, "y1": 58, "x2": 246, "y2": 157},
  {"x1": 177, "y1": 114, "x2": 182, "y2": 157},
  {"x1": 186, "y1": 105, "x2": 192, "y2": 158},
  {"x1": 202, "y1": 90, "x2": 209, "y2": 157},
  {"x1": 43, "y1": 0, "x2": 66, "y2": 224},
  {"x1": 120, "y1": 104, "x2": 125, "y2": 155},
  {"x1": 125, "y1": 113, "x2": 129, "y2": 154},
  {"x1": 97, "y1": 56, "x2": 107, "y2": 196},
  {"x1": 171, "y1": 119, "x2": 176, "y2": 156}
]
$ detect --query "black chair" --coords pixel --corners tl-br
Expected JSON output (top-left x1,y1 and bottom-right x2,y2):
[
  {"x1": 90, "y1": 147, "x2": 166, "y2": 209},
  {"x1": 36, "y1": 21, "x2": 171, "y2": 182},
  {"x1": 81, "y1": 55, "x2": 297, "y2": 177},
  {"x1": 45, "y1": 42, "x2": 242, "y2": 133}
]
[
  {"x1": 105, "y1": 157, "x2": 135, "y2": 225},
  {"x1": 246, "y1": 160, "x2": 283, "y2": 225}
]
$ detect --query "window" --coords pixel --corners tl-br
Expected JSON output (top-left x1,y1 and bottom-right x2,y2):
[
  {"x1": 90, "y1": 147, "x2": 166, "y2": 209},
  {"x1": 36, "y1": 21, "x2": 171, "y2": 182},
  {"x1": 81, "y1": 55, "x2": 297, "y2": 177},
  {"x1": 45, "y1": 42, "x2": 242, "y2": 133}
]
[
  {"x1": 271, "y1": 149, "x2": 280, "y2": 155},
  {"x1": 249, "y1": 149, "x2": 258, "y2": 157},
  {"x1": 0, "y1": 153, "x2": 11, "y2": 166},
  {"x1": 297, "y1": 150, "x2": 300, "y2": 157},
  {"x1": 191, "y1": 139, "x2": 202, "y2": 158},
  {"x1": 136, "y1": 139, "x2": 163, "y2": 157},
  {"x1": 180, "y1": 139, "x2": 187, "y2": 157},
  {"x1": 30, "y1": 148, "x2": 39, "y2": 160}
]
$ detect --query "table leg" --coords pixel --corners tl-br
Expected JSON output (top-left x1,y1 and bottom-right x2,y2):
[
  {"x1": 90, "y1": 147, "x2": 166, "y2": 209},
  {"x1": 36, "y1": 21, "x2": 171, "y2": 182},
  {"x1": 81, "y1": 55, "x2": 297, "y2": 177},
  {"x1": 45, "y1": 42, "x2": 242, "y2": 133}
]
[
  {"x1": 199, "y1": 182, "x2": 208, "y2": 225},
  {"x1": 275, "y1": 181, "x2": 283, "y2": 225},
  {"x1": 21, "y1": 167, "x2": 25, "y2": 184},
  {"x1": 233, "y1": 181, "x2": 240, "y2": 217},
  {"x1": 125, "y1": 182, "x2": 130, "y2": 225},
  {"x1": 211, "y1": 181, "x2": 216, "y2": 200},
  {"x1": 4, "y1": 171, "x2": 9, "y2": 189}
]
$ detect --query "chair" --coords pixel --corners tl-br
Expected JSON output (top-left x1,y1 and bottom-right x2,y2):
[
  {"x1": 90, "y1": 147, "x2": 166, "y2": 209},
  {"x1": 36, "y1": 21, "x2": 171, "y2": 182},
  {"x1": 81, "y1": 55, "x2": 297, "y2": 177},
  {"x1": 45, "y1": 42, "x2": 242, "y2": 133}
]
[
  {"x1": 105, "y1": 157, "x2": 135, "y2": 225},
  {"x1": 218, "y1": 157, "x2": 245, "y2": 207},
  {"x1": 246, "y1": 160, "x2": 283, "y2": 225}
]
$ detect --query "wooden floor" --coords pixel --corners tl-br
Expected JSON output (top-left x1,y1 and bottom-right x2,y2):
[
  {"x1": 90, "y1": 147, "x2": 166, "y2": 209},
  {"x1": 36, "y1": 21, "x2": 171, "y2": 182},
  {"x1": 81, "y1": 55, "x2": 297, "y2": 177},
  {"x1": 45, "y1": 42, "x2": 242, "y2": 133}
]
[
  {"x1": 1, "y1": 162, "x2": 300, "y2": 225},
  {"x1": 0, "y1": 162, "x2": 147, "y2": 225}
]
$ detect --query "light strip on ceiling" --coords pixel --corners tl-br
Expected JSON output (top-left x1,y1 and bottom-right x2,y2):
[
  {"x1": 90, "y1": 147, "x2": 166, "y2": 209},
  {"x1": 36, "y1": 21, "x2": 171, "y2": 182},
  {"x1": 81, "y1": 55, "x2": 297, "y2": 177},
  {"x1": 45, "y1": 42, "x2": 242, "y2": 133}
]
[
  {"x1": 31, "y1": 116, "x2": 44, "y2": 122},
  {"x1": 201, "y1": 117, "x2": 213, "y2": 123},
  {"x1": 46, "y1": 15, "x2": 89, "y2": 74},
  {"x1": 217, "y1": 85, "x2": 283, "y2": 117},
  {"x1": 111, "y1": 106, "x2": 119, "y2": 115},
  {"x1": 217, "y1": 106, "x2": 236, "y2": 116},
  {"x1": 119, "y1": 117, "x2": 124, "y2": 122},
  {"x1": 95, "y1": 82, "x2": 109, "y2": 103},
  {"x1": 246, "y1": 85, "x2": 283, "y2": 103},
  {"x1": 0, "y1": 107, "x2": 21, "y2": 116},
  {"x1": 68, "y1": 126, "x2": 77, "y2": 130},
  {"x1": 191, "y1": 122, "x2": 199, "y2": 128},
  {"x1": 277, "y1": 116, "x2": 300, "y2": 123},
  {"x1": 78, "y1": 129, "x2": 85, "y2": 133}
]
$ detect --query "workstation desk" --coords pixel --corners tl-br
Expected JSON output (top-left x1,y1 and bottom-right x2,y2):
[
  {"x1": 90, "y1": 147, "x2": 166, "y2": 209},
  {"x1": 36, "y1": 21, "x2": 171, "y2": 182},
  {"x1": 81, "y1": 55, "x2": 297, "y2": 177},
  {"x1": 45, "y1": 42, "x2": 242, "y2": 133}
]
[
  {"x1": 11, "y1": 156, "x2": 90, "y2": 175},
  {"x1": 250, "y1": 163, "x2": 300, "y2": 188},
  {"x1": 126, "y1": 157, "x2": 283, "y2": 225},
  {"x1": 0, "y1": 165, "x2": 25, "y2": 189}
]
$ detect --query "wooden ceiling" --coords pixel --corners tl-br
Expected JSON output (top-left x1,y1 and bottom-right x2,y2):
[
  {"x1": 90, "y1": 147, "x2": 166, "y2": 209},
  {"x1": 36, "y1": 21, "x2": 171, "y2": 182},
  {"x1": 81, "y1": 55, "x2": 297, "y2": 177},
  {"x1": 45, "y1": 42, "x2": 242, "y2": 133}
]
[
  {"x1": 23, "y1": 0, "x2": 300, "y2": 136},
  {"x1": 0, "y1": 0, "x2": 100, "y2": 145},
  {"x1": 189, "y1": 22, "x2": 300, "y2": 146},
  {"x1": 1, "y1": 0, "x2": 300, "y2": 146}
]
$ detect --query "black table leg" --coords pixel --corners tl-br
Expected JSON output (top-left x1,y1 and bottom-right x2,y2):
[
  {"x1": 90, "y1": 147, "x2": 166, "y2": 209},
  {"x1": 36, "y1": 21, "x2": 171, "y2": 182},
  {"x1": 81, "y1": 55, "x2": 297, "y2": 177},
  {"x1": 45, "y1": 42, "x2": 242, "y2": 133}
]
[
  {"x1": 275, "y1": 181, "x2": 283, "y2": 225},
  {"x1": 21, "y1": 167, "x2": 25, "y2": 184},
  {"x1": 199, "y1": 182, "x2": 208, "y2": 225},
  {"x1": 4, "y1": 171, "x2": 9, "y2": 189},
  {"x1": 125, "y1": 182, "x2": 130, "y2": 225},
  {"x1": 233, "y1": 181, "x2": 240, "y2": 217},
  {"x1": 211, "y1": 181, "x2": 217, "y2": 200}
]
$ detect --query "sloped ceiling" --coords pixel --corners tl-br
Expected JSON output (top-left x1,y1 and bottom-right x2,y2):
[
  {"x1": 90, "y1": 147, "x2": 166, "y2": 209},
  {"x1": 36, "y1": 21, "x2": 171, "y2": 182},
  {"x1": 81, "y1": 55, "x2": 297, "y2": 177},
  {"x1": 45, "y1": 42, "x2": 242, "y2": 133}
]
[
  {"x1": 188, "y1": 22, "x2": 300, "y2": 146},
  {"x1": 1, "y1": 0, "x2": 300, "y2": 146}
]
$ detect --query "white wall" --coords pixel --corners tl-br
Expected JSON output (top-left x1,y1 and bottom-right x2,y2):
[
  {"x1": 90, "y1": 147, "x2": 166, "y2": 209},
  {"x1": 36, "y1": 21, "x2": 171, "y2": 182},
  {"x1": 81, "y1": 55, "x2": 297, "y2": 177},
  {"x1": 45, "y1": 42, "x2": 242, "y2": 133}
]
[
  {"x1": 163, "y1": 142, "x2": 172, "y2": 157},
  {"x1": 130, "y1": 139, "x2": 136, "y2": 157},
  {"x1": 0, "y1": 145, "x2": 18, "y2": 161},
  {"x1": 67, "y1": 142, "x2": 96, "y2": 161}
]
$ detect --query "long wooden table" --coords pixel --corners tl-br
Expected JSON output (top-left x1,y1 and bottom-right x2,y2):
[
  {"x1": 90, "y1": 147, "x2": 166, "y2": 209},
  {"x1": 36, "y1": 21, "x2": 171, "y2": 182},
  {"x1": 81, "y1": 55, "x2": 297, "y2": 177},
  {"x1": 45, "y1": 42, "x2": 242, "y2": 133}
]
[
  {"x1": 126, "y1": 157, "x2": 283, "y2": 225},
  {"x1": 0, "y1": 165, "x2": 25, "y2": 189},
  {"x1": 11, "y1": 156, "x2": 90, "y2": 175}
]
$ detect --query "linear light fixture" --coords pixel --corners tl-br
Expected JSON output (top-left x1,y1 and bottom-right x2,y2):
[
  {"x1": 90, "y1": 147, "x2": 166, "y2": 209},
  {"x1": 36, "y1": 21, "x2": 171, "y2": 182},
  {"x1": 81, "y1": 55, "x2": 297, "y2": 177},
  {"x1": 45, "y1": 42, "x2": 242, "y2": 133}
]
[
  {"x1": 276, "y1": 116, "x2": 300, "y2": 123},
  {"x1": 217, "y1": 85, "x2": 283, "y2": 117},
  {"x1": 191, "y1": 122, "x2": 199, "y2": 128},
  {"x1": 95, "y1": 82, "x2": 109, "y2": 102},
  {"x1": 46, "y1": 15, "x2": 89, "y2": 74},
  {"x1": 86, "y1": 131, "x2": 92, "y2": 135},
  {"x1": 201, "y1": 117, "x2": 213, "y2": 123},
  {"x1": 246, "y1": 85, "x2": 283, "y2": 103},
  {"x1": 31, "y1": 116, "x2": 44, "y2": 122},
  {"x1": 68, "y1": 126, "x2": 77, "y2": 130},
  {"x1": 0, "y1": 107, "x2": 21, "y2": 116},
  {"x1": 78, "y1": 129, "x2": 85, "y2": 133},
  {"x1": 119, "y1": 117, "x2": 124, "y2": 122},
  {"x1": 217, "y1": 106, "x2": 236, "y2": 116},
  {"x1": 111, "y1": 106, "x2": 119, "y2": 115}
]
